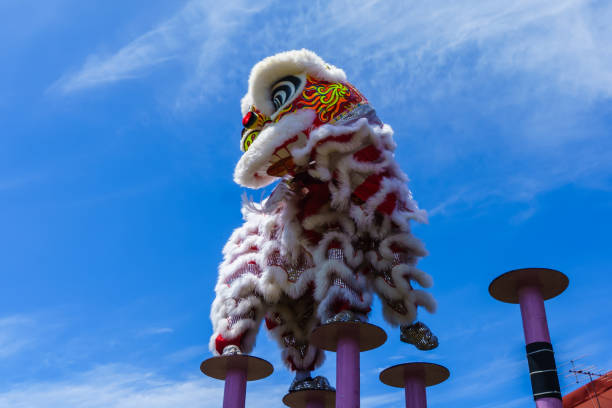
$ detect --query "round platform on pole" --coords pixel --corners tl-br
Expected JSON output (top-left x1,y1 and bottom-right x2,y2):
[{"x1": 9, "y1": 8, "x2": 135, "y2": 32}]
[
  {"x1": 310, "y1": 321, "x2": 387, "y2": 352},
  {"x1": 489, "y1": 268, "x2": 569, "y2": 304},
  {"x1": 379, "y1": 362, "x2": 449, "y2": 388},
  {"x1": 282, "y1": 389, "x2": 336, "y2": 408},
  {"x1": 200, "y1": 354, "x2": 273, "y2": 381}
]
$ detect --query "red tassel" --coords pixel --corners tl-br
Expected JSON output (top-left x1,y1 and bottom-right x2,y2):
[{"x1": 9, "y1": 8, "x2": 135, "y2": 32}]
[{"x1": 215, "y1": 333, "x2": 244, "y2": 355}]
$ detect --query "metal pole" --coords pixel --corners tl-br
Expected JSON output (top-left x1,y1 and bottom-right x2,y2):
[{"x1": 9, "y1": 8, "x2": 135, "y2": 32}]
[
  {"x1": 336, "y1": 327, "x2": 360, "y2": 408},
  {"x1": 380, "y1": 362, "x2": 449, "y2": 408},
  {"x1": 517, "y1": 284, "x2": 562, "y2": 408},
  {"x1": 223, "y1": 366, "x2": 247, "y2": 408},
  {"x1": 518, "y1": 284, "x2": 551, "y2": 343},
  {"x1": 404, "y1": 372, "x2": 426, "y2": 408}
]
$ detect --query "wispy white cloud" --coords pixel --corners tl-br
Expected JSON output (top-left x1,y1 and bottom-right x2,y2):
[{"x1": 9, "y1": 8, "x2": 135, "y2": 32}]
[
  {"x1": 51, "y1": 1, "x2": 201, "y2": 93},
  {"x1": 433, "y1": 354, "x2": 525, "y2": 404},
  {"x1": 361, "y1": 391, "x2": 403, "y2": 407},
  {"x1": 54, "y1": 0, "x2": 612, "y2": 100},
  {"x1": 164, "y1": 345, "x2": 207, "y2": 363},
  {"x1": 51, "y1": 0, "x2": 612, "y2": 212},
  {"x1": 471, "y1": 395, "x2": 532, "y2": 408},
  {"x1": 0, "y1": 315, "x2": 36, "y2": 359},
  {"x1": 51, "y1": 0, "x2": 270, "y2": 96},
  {"x1": 139, "y1": 327, "x2": 173, "y2": 336},
  {"x1": 0, "y1": 364, "x2": 286, "y2": 408}
]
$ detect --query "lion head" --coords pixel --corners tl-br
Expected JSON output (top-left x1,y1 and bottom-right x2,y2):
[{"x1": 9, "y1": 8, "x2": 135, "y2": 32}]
[{"x1": 234, "y1": 49, "x2": 378, "y2": 189}]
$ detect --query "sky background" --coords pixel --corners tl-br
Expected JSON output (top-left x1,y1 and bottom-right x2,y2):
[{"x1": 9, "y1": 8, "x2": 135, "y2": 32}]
[{"x1": 1, "y1": 0, "x2": 612, "y2": 407}]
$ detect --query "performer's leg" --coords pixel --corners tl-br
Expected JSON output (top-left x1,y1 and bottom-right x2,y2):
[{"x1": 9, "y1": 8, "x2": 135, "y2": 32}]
[
  {"x1": 367, "y1": 232, "x2": 438, "y2": 349},
  {"x1": 264, "y1": 294, "x2": 324, "y2": 372},
  {"x1": 313, "y1": 235, "x2": 373, "y2": 323},
  {"x1": 209, "y1": 289, "x2": 266, "y2": 355}
]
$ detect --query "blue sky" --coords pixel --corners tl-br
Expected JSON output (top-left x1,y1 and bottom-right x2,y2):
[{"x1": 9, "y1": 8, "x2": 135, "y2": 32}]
[{"x1": 1, "y1": 0, "x2": 611, "y2": 406}]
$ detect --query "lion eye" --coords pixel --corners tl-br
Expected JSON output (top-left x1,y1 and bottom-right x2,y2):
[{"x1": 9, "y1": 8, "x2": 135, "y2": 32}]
[{"x1": 271, "y1": 75, "x2": 302, "y2": 112}]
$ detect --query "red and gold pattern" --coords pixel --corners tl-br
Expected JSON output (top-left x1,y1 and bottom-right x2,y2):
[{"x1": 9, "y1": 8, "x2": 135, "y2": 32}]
[{"x1": 240, "y1": 76, "x2": 368, "y2": 152}]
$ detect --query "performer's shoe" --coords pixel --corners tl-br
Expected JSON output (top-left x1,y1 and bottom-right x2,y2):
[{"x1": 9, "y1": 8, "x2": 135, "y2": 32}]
[
  {"x1": 288, "y1": 373, "x2": 334, "y2": 392},
  {"x1": 221, "y1": 344, "x2": 242, "y2": 356},
  {"x1": 400, "y1": 321, "x2": 439, "y2": 350},
  {"x1": 324, "y1": 310, "x2": 366, "y2": 325}
]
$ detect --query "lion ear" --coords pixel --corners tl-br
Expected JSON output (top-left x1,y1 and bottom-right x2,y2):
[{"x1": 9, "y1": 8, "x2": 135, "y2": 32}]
[{"x1": 241, "y1": 49, "x2": 346, "y2": 117}]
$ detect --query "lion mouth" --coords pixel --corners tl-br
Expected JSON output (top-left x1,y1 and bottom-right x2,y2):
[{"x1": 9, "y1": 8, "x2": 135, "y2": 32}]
[{"x1": 265, "y1": 132, "x2": 308, "y2": 177}]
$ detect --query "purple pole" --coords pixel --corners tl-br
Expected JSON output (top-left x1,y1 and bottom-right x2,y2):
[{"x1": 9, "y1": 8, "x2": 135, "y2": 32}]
[
  {"x1": 517, "y1": 284, "x2": 562, "y2": 408},
  {"x1": 404, "y1": 373, "x2": 426, "y2": 408},
  {"x1": 223, "y1": 366, "x2": 247, "y2": 408},
  {"x1": 518, "y1": 285, "x2": 551, "y2": 343},
  {"x1": 336, "y1": 328, "x2": 360, "y2": 408}
]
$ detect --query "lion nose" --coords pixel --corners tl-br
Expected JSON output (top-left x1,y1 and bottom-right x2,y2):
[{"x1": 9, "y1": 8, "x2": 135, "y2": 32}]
[{"x1": 242, "y1": 111, "x2": 259, "y2": 129}]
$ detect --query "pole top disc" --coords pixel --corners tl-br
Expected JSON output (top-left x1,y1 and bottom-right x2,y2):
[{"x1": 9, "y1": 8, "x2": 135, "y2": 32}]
[
  {"x1": 310, "y1": 321, "x2": 387, "y2": 352},
  {"x1": 489, "y1": 268, "x2": 569, "y2": 304},
  {"x1": 200, "y1": 354, "x2": 273, "y2": 381},
  {"x1": 282, "y1": 389, "x2": 336, "y2": 408},
  {"x1": 379, "y1": 362, "x2": 450, "y2": 388}
]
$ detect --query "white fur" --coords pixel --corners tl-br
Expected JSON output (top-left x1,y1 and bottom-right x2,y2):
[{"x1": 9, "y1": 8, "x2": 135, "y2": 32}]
[
  {"x1": 241, "y1": 49, "x2": 347, "y2": 116},
  {"x1": 211, "y1": 50, "x2": 435, "y2": 372},
  {"x1": 234, "y1": 109, "x2": 316, "y2": 189}
]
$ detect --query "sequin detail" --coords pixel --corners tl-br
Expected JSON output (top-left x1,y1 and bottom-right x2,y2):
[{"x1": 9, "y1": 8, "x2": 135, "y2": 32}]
[
  {"x1": 392, "y1": 252, "x2": 408, "y2": 266},
  {"x1": 332, "y1": 277, "x2": 362, "y2": 300},
  {"x1": 384, "y1": 297, "x2": 407, "y2": 315},
  {"x1": 283, "y1": 333, "x2": 296, "y2": 347},
  {"x1": 227, "y1": 309, "x2": 256, "y2": 329},
  {"x1": 225, "y1": 262, "x2": 261, "y2": 286},
  {"x1": 296, "y1": 343, "x2": 308, "y2": 358},
  {"x1": 327, "y1": 248, "x2": 344, "y2": 261},
  {"x1": 267, "y1": 251, "x2": 313, "y2": 283},
  {"x1": 379, "y1": 269, "x2": 396, "y2": 287},
  {"x1": 289, "y1": 375, "x2": 335, "y2": 393},
  {"x1": 400, "y1": 321, "x2": 439, "y2": 350}
]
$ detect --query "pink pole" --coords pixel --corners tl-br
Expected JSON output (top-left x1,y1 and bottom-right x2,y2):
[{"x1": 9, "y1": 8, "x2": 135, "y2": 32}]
[
  {"x1": 223, "y1": 366, "x2": 247, "y2": 408},
  {"x1": 336, "y1": 328, "x2": 360, "y2": 408},
  {"x1": 517, "y1": 284, "x2": 551, "y2": 343},
  {"x1": 517, "y1": 284, "x2": 562, "y2": 408},
  {"x1": 404, "y1": 373, "x2": 426, "y2": 408}
]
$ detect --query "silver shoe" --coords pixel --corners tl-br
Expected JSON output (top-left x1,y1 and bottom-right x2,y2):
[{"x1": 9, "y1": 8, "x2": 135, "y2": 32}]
[
  {"x1": 221, "y1": 344, "x2": 242, "y2": 356},
  {"x1": 400, "y1": 321, "x2": 439, "y2": 350},
  {"x1": 289, "y1": 375, "x2": 335, "y2": 392}
]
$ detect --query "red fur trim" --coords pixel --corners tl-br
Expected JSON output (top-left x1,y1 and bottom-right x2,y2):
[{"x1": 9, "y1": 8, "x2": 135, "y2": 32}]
[
  {"x1": 287, "y1": 356, "x2": 296, "y2": 371},
  {"x1": 390, "y1": 243, "x2": 405, "y2": 253},
  {"x1": 333, "y1": 300, "x2": 351, "y2": 314},
  {"x1": 353, "y1": 145, "x2": 381, "y2": 162},
  {"x1": 265, "y1": 317, "x2": 278, "y2": 330},
  {"x1": 315, "y1": 132, "x2": 353, "y2": 147},
  {"x1": 327, "y1": 240, "x2": 341, "y2": 249},
  {"x1": 332, "y1": 299, "x2": 371, "y2": 314},
  {"x1": 377, "y1": 193, "x2": 397, "y2": 215},
  {"x1": 215, "y1": 333, "x2": 244, "y2": 355},
  {"x1": 304, "y1": 229, "x2": 322, "y2": 245},
  {"x1": 353, "y1": 173, "x2": 383, "y2": 202},
  {"x1": 299, "y1": 182, "x2": 331, "y2": 220}
]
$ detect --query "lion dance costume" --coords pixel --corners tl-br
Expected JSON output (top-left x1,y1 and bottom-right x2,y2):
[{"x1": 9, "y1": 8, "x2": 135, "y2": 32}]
[{"x1": 210, "y1": 50, "x2": 437, "y2": 384}]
